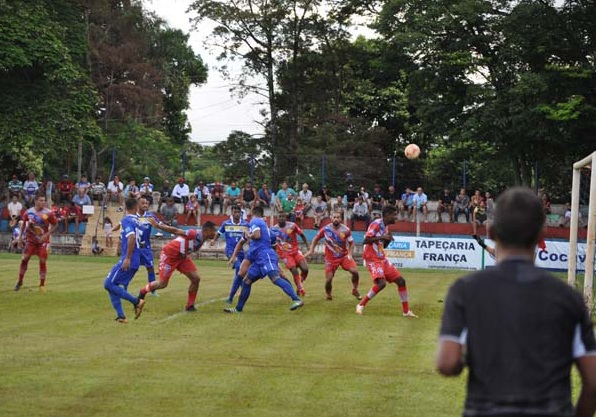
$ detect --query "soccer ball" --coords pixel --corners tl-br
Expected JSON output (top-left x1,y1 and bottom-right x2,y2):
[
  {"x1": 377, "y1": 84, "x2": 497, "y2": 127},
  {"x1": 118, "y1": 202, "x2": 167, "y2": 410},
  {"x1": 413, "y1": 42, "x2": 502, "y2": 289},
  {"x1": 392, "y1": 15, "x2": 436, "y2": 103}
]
[{"x1": 404, "y1": 144, "x2": 421, "y2": 159}]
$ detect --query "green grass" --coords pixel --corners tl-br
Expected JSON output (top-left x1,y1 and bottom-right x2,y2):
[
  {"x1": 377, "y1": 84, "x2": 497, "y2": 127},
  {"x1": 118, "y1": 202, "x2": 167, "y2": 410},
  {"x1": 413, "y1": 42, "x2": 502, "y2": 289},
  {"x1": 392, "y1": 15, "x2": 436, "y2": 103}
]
[{"x1": 0, "y1": 253, "x2": 472, "y2": 416}]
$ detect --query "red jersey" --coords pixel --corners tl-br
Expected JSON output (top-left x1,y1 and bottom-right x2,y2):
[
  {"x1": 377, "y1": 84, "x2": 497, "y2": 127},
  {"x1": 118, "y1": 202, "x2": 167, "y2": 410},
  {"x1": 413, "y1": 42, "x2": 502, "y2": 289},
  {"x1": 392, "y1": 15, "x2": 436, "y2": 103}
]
[
  {"x1": 23, "y1": 207, "x2": 58, "y2": 242},
  {"x1": 314, "y1": 223, "x2": 353, "y2": 259},
  {"x1": 272, "y1": 222, "x2": 303, "y2": 256},
  {"x1": 162, "y1": 228, "x2": 205, "y2": 261},
  {"x1": 363, "y1": 219, "x2": 388, "y2": 262},
  {"x1": 58, "y1": 180, "x2": 74, "y2": 195}
]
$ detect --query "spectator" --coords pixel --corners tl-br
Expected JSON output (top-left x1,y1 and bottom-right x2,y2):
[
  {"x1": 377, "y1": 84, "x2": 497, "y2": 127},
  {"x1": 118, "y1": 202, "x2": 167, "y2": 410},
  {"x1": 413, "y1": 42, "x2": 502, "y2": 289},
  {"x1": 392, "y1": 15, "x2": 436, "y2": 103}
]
[
  {"x1": 344, "y1": 184, "x2": 358, "y2": 210},
  {"x1": 351, "y1": 196, "x2": 371, "y2": 230},
  {"x1": 104, "y1": 216, "x2": 114, "y2": 248},
  {"x1": 281, "y1": 192, "x2": 297, "y2": 222},
  {"x1": 72, "y1": 188, "x2": 92, "y2": 209},
  {"x1": 8, "y1": 195, "x2": 23, "y2": 229},
  {"x1": 185, "y1": 194, "x2": 200, "y2": 226},
  {"x1": 124, "y1": 179, "x2": 141, "y2": 200},
  {"x1": 400, "y1": 187, "x2": 414, "y2": 221},
  {"x1": 298, "y1": 183, "x2": 313, "y2": 216},
  {"x1": 454, "y1": 188, "x2": 471, "y2": 223},
  {"x1": 275, "y1": 181, "x2": 296, "y2": 213},
  {"x1": 541, "y1": 192, "x2": 552, "y2": 215},
  {"x1": 160, "y1": 197, "x2": 179, "y2": 226},
  {"x1": 359, "y1": 186, "x2": 370, "y2": 203},
  {"x1": 256, "y1": 182, "x2": 272, "y2": 208},
  {"x1": 75, "y1": 175, "x2": 91, "y2": 196},
  {"x1": 472, "y1": 200, "x2": 488, "y2": 236},
  {"x1": 58, "y1": 174, "x2": 75, "y2": 203},
  {"x1": 196, "y1": 180, "x2": 211, "y2": 212},
  {"x1": 210, "y1": 181, "x2": 225, "y2": 214},
  {"x1": 0, "y1": 195, "x2": 6, "y2": 217},
  {"x1": 42, "y1": 177, "x2": 55, "y2": 206},
  {"x1": 369, "y1": 184, "x2": 384, "y2": 213},
  {"x1": 8, "y1": 175, "x2": 23, "y2": 199},
  {"x1": 412, "y1": 186, "x2": 428, "y2": 222},
  {"x1": 140, "y1": 177, "x2": 154, "y2": 204},
  {"x1": 385, "y1": 185, "x2": 400, "y2": 209},
  {"x1": 107, "y1": 175, "x2": 124, "y2": 210},
  {"x1": 91, "y1": 177, "x2": 106, "y2": 206},
  {"x1": 312, "y1": 195, "x2": 328, "y2": 228},
  {"x1": 192, "y1": 180, "x2": 206, "y2": 212},
  {"x1": 22, "y1": 172, "x2": 39, "y2": 207},
  {"x1": 239, "y1": 181, "x2": 256, "y2": 211},
  {"x1": 317, "y1": 184, "x2": 332, "y2": 207},
  {"x1": 471, "y1": 189, "x2": 484, "y2": 209},
  {"x1": 65, "y1": 202, "x2": 84, "y2": 236},
  {"x1": 485, "y1": 191, "x2": 495, "y2": 223},
  {"x1": 294, "y1": 197, "x2": 305, "y2": 226},
  {"x1": 172, "y1": 177, "x2": 190, "y2": 204},
  {"x1": 56, "y1": 201, "x2": 68, "y2": 234},
  {"x1": 332, "y1": 195, "x2": 345, "y2": 218},
  {"x1": 438, "y1": 188, "x2": 454, "y2": 223},
  {"x1": 558, "y1": 202, "x2": 584, "y2": 228},
  {"x1": 223, "y1": 180, "x2": 241, "y2": 213},
  {"x1": 157, "y1": 179, "x2": 172, "y2": 211}
]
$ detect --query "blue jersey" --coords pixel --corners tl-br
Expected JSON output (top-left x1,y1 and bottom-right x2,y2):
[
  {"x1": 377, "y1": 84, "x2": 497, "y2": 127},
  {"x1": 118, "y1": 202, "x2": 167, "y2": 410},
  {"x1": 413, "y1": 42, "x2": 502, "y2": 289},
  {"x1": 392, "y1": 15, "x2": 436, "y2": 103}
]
[
  {"x1": 217, "y1": 217, "x2": 249, "y2": 258},
  {"x1": 137, "y1": 211, "x2": 158, "y2": 249},
  {"x1": 120, "y1": 214, "x2": 140, "y2": 269},
  {"x1": 247, "y1": 217, "x2": 271, "y2": 255}
]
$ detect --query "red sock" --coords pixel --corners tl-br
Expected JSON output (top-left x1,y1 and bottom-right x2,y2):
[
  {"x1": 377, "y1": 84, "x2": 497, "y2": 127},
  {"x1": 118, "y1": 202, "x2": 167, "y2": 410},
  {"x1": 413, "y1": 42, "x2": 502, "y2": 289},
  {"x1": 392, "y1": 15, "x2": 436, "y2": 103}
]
[
  {"x1": 39, "y1": 261, "x2": 47, "y2": 286},
  {"x1": 140, "y1": 284, "x2": 152, "y2": 296},
  {"x1": 398, "y1": 285, "x2": 409, "y2": 313},
  {"x1": 360, "y1": 284, "x2": 382, "y2": 307},
  {"x1": 187, "y1": 290, "x2": 198, "y2": 308},
  {"x1": 300, "y1": 270, "x2": 308, "y2": 282},
  {"x1": 18, "y1": 258, "x2": 29, "y2": 283},
  {"x1": 293, "y1": 274, "x2": 303, "y2": 290}
]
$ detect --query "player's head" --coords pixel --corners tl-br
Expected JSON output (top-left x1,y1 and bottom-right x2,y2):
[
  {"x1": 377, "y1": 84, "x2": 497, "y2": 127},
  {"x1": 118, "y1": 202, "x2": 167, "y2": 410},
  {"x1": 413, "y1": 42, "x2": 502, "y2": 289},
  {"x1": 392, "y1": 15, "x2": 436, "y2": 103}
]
[
  {"x1": 278, "y1": 212, "x2": 287, "y2": 227},
  {"x1": 489, "y1": 187, "x2": 545, "y2": 250},
  {"x1": 125, "y1": 198, "x2": 138, "y2": 213},
  {"x1": 382, "y1": 205, "x2": 398, "y2": 225},
  {"x1": 252, "y1": 206, "x2": 264, "y2": 217},
  {"x1": 201, "y1": 220, "x2": 217, "y2": 239},
  {"x1": 231, "y1": 205, "x2": 242, "y2": 222},
  {"x1": 332, "y1": 211, "x2": 342, "y2": 226},
  {"x1": 34, "y1": 194, "x2": 46, "y2": 209},
  {"x1": 138, "y1": 197, "x2": 149, "y2": 213}
]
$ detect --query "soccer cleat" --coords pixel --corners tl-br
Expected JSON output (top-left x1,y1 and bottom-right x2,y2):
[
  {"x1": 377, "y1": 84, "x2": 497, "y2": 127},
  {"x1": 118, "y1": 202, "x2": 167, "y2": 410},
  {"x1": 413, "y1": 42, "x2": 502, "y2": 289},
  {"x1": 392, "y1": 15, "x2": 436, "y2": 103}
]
[
  {"x1": 151, "y1": 291, "x2": 159, "y2": 297},
  {"x1": 115, "y1": 317, "x2": 128, "y2": 324},
  {"x1": 352, "y1": 289, "x2": 362, "y2": 300},
  {"x1": 14, "y1": 282, "x2": 22, "y2": 291},
  {"x1": 298, "y1": 288, "x2": 306, "y2": 297},
  {"x1": 134, "y1": 299, "x2": 145, "y2": 319},
  {"x1": 38, "y1": 285, "x2": 46, "y2": 294},
  {"x1": 225, "y1": 299, "x2": 233, "y2": 305},
  {"x1": 223, "y1": 307, "x2": 240, "y2": 313},
  {"x1": 290, "y1": 300, "x2": 304, "y2": 311},
  {"x1": 356, "y1": 304, "x2": 365, "y2": 315},
  {"x1": 185, "y1": 305, "x2": 197, "y2": 312},
  {"x1": 326, "y1": 294, "x2": 333, "y2": 301},
  {"x1": 403, "y1": 310, "x2": 418, "y2": 318}
]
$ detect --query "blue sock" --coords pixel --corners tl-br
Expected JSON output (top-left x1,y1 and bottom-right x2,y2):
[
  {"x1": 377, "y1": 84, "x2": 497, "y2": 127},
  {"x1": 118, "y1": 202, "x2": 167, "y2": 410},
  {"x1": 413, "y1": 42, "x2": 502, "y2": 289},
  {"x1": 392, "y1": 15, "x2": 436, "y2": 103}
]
[
  {"x1": 272, "y1": 275, "x2": 300, "y2": 301},
  {"x1": 236, "y1": 281, "x2": 252, "y2": 312},
  {"x1": 148, "y1": 269, "x2": 156, "y2": 284},
  {"x1": 228, "y1": 272, "x2": 243, "y2": 302},
  {"x1": 108, "y1": 291, "x2": 126, "y2": 318},
  {"x1": 104, "y1": 278, "x2": 138, "y2": 308}
]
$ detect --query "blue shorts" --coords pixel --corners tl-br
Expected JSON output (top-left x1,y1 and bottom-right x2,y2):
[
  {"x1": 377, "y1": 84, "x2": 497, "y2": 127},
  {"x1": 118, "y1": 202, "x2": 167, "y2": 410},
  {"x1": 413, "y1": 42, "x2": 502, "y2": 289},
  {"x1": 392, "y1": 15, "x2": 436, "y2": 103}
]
[
  {"x1": 106, "y1": 260, "x2": 139, "y2": 286},
  {"x1": 139, "y1": 247, "x2": 154, "y2": 268},
  {"x1": 247, "y1": 248, "x2": 279, "y2": 281}
]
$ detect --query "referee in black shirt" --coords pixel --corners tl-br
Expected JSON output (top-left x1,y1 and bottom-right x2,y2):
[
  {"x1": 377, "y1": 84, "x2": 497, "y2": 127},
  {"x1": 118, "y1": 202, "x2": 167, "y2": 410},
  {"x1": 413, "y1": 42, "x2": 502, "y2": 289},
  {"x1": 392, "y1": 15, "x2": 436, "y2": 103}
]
[{"x1": 437, "y1": 187, "x2": 596, "y2": 417}]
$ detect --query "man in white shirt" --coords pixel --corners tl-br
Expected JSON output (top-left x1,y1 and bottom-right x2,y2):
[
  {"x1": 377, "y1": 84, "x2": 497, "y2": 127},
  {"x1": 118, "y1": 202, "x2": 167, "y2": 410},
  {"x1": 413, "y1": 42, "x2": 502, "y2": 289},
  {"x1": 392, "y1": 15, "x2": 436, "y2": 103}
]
[
  {"x1": 22, "y1": 172, "x2": 39, "y2": 207},
  {"x1": 298, "y1": 183, "x2": 313, "y2": 217},
  {"x1": 172, "y1": 177, "x2": 190, "y2": 204},
  {"x1": 350, "y1": 196, "x2": 371, "y2": 230},
  {"x1": 193, "y1": 180, "x2": 210, "y2": 212},
  {"x1": 412, "y1": 186, "x2": 428, "y2": 222},
  {"x1": 8, "y1": 195, "x2": 23, "y2": 229},
  {"x1": 107, "y1": 175, "x2": 124, "y2": 210}
]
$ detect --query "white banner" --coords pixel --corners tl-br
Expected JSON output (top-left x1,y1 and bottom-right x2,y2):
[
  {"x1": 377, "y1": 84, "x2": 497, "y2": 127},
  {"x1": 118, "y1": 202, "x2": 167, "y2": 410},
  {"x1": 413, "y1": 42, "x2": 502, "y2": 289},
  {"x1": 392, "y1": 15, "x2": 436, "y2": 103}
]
[{"x1": 385, "y1": 237, "x2": 589, "y2": 271}]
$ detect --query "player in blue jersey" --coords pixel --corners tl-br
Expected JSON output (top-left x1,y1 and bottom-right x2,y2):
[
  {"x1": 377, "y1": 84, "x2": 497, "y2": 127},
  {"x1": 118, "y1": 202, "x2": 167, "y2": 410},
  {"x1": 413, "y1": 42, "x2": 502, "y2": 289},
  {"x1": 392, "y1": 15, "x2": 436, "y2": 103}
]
[
  {"x1": 209, "y1": 205, "x2": 249, "y2": 304},
  {"x1": 103, "y1": 198, "x2": 145, "y2": 323},
  {"x1": 224, "y1": 206, "x2": 303, "y2": 313}
]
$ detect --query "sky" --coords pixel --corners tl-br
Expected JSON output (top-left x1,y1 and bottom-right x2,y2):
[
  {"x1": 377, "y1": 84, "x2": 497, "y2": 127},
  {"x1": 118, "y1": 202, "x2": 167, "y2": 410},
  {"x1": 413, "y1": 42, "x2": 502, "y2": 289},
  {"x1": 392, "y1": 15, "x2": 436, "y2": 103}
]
[{"x1": 144, "y1": 0, "x2": 265, "y2": 145}]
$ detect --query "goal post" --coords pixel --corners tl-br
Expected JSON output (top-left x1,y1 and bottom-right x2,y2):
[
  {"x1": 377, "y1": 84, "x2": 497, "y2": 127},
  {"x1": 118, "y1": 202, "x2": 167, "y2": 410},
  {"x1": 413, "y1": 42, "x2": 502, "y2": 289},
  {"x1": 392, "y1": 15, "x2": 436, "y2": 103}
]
[{"x1": 568, "y1": 151, "x2": 596, "y2": 312}]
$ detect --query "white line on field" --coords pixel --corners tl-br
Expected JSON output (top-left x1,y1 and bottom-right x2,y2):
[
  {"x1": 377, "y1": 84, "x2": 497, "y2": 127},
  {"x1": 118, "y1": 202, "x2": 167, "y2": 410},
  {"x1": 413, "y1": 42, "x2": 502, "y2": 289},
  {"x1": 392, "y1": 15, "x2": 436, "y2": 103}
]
[{"x1": 151, "y1": 297, "x2": 229, "y2": 324}]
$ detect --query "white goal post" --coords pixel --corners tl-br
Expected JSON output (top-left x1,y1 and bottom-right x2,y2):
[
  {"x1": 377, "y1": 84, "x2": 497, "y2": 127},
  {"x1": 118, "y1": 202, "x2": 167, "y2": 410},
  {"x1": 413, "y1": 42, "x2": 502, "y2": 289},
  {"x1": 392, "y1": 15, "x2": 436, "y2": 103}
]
[{"x1": 567, "y1": 151, "x2": 596, "y2": 311}]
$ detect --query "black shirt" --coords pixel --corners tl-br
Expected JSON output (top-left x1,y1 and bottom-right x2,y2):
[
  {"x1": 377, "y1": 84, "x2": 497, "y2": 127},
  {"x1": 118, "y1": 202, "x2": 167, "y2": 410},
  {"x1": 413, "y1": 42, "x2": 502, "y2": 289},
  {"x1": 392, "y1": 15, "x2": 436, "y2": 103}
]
[
  {"x1": 440, "y1": 193, "x2": 454, "y2": 205},
  {"x1": 440, "y1": 259, "x2": 596, "y2": 417}
]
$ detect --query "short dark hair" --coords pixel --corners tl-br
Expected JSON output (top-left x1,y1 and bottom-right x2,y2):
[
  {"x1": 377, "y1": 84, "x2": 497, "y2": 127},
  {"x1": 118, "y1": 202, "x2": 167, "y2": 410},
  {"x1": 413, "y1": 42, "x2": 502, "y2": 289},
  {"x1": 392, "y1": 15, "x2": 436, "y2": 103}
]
[
  {"x1": 231, "y1": 205, "x2": 242, "y2": 212},
  {"x1": 252, "y1": 206, "x2": 264, "y2": 217},
  {"x1": 125, "y1": 198, "x2": 138, "y2": 210},
  {"x1": 490, "y1": 187, "x2": 545, "y2": 249},
  {"x1": 382, "y1": 205, "x2": 397, "y2": 217},
  {"x1": 202, "y1": 220, "x2": 216, "y2": 230}
]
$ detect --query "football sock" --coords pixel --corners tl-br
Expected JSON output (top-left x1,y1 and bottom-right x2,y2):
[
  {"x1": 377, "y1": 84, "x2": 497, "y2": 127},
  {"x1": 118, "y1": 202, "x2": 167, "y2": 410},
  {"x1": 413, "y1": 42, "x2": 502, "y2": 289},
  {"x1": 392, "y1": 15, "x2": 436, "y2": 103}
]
[
  {"x1": 325, "y1": 281, "x2": 333, "y2": 297},
  {"x1": 300, "y1": 270, "x2": 308, "y2": 283},
  {"x1": 39, "y1": 261, "x2": 47, "y2": 286},
  {"x1": 351, "y1": 274, "x2": 359, "y2": 290},
  {"x1": 228, "y1": 273, "x2": 243, "y2": 302},
  {"x1": 138, "y1": 284, "x2": 152, "y2": 299},
  {"x1": 397, "y1": 283, "x2": 409, "y2": 314},
  {"x1": 236, "y1": 281, "x2": 252, "y2": 312},
  {"x1": 148, "y1": 270, "x2": 156, "y2": 283},
  {"x1": 360, "y1": 284, "x2": 382, "y2": 307},
  {"x1": 186, "y1": 290, "x2": 198, "y2": 308},
  {"x1": 108, "y1": 291, "x2": 126, "y2": 318},
  {"x1": 273, "y1": 276, "x2": 300, "y2": 301},
  {"x1": 292, "y1": 273, "x2": 304, "y2": 291},
  {"x1": 18, "y1": 258, "x2": 29, "y2": 283}
]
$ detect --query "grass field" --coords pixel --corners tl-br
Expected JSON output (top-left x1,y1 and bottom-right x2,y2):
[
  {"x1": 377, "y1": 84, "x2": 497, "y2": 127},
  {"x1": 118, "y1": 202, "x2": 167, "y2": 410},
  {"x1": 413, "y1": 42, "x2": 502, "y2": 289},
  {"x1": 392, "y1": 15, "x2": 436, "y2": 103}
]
[{"x1": 0, "y1": 252, "x2": 577, "y2": 417}]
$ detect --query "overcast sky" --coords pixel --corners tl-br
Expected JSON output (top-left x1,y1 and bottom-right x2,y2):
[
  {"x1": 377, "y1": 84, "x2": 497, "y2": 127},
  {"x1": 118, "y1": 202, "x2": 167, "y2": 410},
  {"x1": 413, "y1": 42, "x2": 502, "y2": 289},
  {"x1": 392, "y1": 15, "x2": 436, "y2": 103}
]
[{"x1": 144, "y1": 0, "x2": 265, "y2": 145}]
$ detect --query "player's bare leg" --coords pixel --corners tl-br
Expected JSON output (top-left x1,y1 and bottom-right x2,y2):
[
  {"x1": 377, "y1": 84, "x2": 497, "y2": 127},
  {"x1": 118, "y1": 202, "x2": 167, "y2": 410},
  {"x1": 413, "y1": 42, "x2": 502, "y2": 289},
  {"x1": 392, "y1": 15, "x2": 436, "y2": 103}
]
[
  {"x1": 348, "y1": 267, "x2": 361, "y2": 300},
  {"x1": 324, "y1": 272, "x2": 335, "y2": 300},
  {"x1": 356, "y1": 278, "x2": 387, "y2": 315},
  {"x1": 16, "y1": 252, "x2": 32, "y2": 290},
  {"x1": 183, "y1": 271, "x2": 201, "y2": 311}
]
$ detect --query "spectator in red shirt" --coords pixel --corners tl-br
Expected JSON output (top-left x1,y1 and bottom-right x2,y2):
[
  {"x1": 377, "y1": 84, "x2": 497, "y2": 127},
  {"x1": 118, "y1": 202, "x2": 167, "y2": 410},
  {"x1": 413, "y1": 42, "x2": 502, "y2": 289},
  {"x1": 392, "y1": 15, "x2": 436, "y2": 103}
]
[{"x1": 58, "y1": 174, "x2": 75, "y2": 203}]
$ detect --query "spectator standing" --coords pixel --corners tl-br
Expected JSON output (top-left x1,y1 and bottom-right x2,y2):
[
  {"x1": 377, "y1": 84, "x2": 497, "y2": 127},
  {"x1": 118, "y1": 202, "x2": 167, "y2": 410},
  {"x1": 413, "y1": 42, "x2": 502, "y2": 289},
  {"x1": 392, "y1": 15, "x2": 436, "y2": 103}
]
[
  {"x1": 140, "y1": 177, "x2": 154, "y2": 203},
  {"x1": 256, "y1": 182, "x2": 272, "y2": 208},
  {"x1": 351, "y1": 196, "x2": 371, "y2": 230},
  {"x1": 8, "y1": 195, "x2": 23, "y2": 229},
  {"x1": 438, "y1": 188, "x2": 454, "y2": 223},
  {"x1": 239, "y1": 181, "x2": 256, "y2": 211},
  {"x1": 91, "y1": 177, "x2": 106, "y2": 206},
  {"x1": 107, "y1": 175, "x2": 124, "y2": 210},
  {"x1": 210, "y1": 181, "x2": 225, "y2": 214},
  {"x1": 22, "y1": 172, "x2": 39, "y2": 207},
  {"x1": 437, "y1": 187, "x2": 596, "y2": 417},
  {"x1": 185, "y1": 194, "x2": 200, "y2": 226},
  {"x1": 58, "y1": 174, "x2": 75, "y2": 203},
  {"x1": 172, "y1": 177, "x2": 190, "y2": 204},
  {"x1": 8, "y1": 175, "x2": 23, "y2": 199},
  {"x1": 312, "y1": 195, "x2": 328, "y2": 228},
  {"x1": 298, "y1": 183, "x2": 313, "y2": 216},
  {"x1": 75, "y1": 175, "x2": 91, "y2": 196},
  {"x1": 454, "y1": 188, "x2": 471, "y2": 223},
  {"x1": 160, "y1": 197, "x2": 179, "y2": 226}
]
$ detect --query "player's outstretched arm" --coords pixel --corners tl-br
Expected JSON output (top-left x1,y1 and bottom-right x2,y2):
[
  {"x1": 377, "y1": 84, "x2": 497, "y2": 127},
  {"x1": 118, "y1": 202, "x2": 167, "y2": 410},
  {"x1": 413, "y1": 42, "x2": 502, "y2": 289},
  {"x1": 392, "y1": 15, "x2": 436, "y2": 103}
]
[
  {"x1": 304, "y1": 236, "x2": 321, "y2": 258},
  {"x1": 147, "y1": 217, "x2": 185, "y2": 236},
  {"x1": 228, "y1": 237, "x2": 247, "y2": 266}
]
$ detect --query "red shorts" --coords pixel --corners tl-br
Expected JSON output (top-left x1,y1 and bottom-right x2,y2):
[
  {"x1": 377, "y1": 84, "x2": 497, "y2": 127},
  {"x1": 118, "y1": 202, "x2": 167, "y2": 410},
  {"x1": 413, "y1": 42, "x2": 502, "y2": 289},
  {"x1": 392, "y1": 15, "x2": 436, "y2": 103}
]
[
  {"x1": 158, "y1": 252, "x2": 197, "y2": 283},
  {"x1": 23, "y1": 241, "x2": 49, "y2": 260},
  {"x1": 365, "y1": 259, "x2": 401, "y2": 283},
  {"x1": 324, "y1": 256, "x2": 357, "y2": 275},
  {"x1": 281, "y1": 251, "x2": 305, "y2": 270}
]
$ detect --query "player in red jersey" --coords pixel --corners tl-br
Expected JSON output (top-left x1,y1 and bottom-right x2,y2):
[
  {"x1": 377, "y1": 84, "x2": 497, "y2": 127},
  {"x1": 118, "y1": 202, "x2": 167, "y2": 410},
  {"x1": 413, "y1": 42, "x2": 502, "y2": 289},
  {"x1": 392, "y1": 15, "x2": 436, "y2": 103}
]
[
  {"x1": 356, "y1": 205, "x2": 417, "y2": 317},
  {"x1": 15, "y1": 195, "x2": 58, "y2": 292},
  {"x1": 137, "y1": 219, "x2": 217, "y2": 312},
  {"x1": 271, "y1": 212, "x2": 309, "y2": 296},
  {"x1": 304, "y1": 211, "x2": 361, "y2": 300}
]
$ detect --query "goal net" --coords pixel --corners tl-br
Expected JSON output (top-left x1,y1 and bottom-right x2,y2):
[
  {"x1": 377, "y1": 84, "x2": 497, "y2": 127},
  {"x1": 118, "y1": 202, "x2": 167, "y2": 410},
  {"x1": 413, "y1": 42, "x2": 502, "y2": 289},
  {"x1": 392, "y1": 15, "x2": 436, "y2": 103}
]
[{"x1": 568, "y1": 151, "x2": 596, "y2": 313}]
